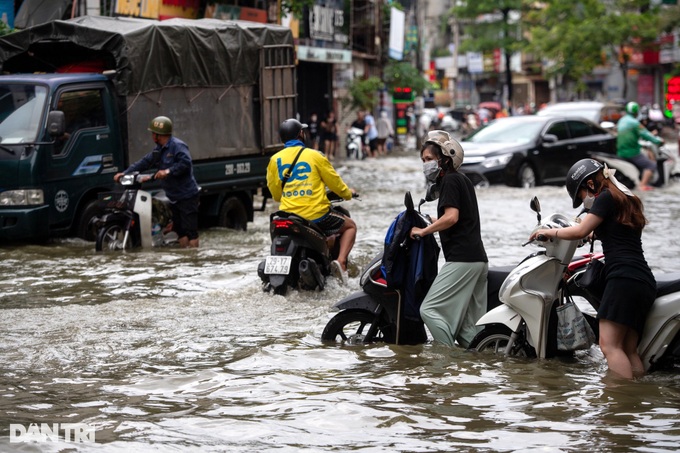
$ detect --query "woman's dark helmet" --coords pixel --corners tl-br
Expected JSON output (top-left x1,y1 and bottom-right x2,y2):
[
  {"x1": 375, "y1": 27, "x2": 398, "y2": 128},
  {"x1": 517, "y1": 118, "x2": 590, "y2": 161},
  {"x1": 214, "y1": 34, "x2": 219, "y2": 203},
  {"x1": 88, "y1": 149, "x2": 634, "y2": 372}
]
[
  {"x1": 566, "y1": 158, "x2": 603, "y2": 208},
  {"x1": 279, "y1": 118, "x2": 308, "y2": 142}
]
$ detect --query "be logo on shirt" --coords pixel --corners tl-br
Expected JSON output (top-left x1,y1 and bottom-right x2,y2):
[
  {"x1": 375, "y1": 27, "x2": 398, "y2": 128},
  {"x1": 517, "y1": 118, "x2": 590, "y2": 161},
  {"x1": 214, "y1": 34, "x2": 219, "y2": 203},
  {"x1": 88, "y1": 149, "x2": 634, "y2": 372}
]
[{"x1": 277, "y1": 158, "x2": 311, "y2": 182}]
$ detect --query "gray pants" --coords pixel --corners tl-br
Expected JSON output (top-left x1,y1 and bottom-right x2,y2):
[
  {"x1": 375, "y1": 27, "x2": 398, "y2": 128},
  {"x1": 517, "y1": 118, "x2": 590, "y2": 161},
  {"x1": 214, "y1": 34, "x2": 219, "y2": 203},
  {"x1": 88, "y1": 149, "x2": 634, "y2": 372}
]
[{"x1": 420, "y1": 261, "x2": 488, "y2": 348}]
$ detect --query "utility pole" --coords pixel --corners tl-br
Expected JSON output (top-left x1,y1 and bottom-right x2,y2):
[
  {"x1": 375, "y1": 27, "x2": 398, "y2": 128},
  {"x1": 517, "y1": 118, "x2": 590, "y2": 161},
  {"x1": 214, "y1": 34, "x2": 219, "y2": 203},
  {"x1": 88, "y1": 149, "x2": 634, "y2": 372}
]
[{"x1": 448, "y1": 16, "x2": 459, "y2": 108}]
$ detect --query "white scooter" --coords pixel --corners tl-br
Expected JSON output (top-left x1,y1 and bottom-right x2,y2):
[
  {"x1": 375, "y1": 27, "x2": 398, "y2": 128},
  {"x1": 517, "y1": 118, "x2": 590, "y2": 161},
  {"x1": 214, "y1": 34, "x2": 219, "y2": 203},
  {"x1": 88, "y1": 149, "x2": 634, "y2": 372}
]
[
  {"x1": 470, "y1": 197, "x2": 680, "y2": 372},
  {"x1": 92, "y1": 173, "x2": 178, "y2": 251},
  {"x1": 594, "y1": 122, "x2": 677, "y2": 189},
  {"x1": 346, "y1": 126, "x2": 365, "y2": 159}
]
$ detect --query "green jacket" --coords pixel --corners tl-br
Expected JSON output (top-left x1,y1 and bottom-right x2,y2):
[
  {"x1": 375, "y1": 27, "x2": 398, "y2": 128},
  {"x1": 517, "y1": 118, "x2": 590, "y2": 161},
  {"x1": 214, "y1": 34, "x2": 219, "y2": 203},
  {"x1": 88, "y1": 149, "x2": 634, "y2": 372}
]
[{"x1": 616, "y1": 114, "x2": 662, "y2": 159}]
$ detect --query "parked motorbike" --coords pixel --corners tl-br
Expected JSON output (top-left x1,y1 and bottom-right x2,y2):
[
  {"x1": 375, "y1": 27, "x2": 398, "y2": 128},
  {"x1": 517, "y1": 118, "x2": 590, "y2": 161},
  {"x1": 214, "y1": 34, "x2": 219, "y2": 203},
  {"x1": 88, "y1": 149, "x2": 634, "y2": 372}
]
[
  {"x1": 257, "y1": 191, "x2": 358, "y2": 296},
  {"x1": 471, "y1": 197, "x2": 680, "y2": 373},
  {"x1": 92, "y1": 173, "x2": 177, "y2": 251},
  {"x1": 321, "y1": 192, "x2": 513, "y2": 345},
  {"x1": 346, "y1": 126, "x2": 365, "y2": 159}
]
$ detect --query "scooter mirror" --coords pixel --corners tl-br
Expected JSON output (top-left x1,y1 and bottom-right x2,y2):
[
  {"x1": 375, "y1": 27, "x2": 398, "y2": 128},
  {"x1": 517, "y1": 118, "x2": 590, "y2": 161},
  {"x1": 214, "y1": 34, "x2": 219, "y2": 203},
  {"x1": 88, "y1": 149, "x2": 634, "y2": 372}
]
[
  {"x1": 530, "y1": 196, "x2": 541, "y2": 223},
  {"x1": 418, "y1": 198, "x2": 426, "y2": 213}
]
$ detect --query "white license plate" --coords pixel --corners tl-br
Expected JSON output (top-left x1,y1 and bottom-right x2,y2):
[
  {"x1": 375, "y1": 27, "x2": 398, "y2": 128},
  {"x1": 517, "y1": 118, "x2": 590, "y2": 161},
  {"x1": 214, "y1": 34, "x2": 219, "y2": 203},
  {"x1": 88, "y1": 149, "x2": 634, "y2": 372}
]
[{"x1": 264, "y1": 256, "x2": 292, "y2": 275}]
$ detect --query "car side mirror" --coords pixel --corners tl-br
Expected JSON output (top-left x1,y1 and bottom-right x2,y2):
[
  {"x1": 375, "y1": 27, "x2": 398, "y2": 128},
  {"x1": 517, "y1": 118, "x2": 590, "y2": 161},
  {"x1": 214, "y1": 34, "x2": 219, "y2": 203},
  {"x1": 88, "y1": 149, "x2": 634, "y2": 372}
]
[
  {"x1": 542, "y1": 133, "x2": 558, "y2": 144},
  {"x1": 48, "y1": 111, "x2": 66, "y2": 137}
]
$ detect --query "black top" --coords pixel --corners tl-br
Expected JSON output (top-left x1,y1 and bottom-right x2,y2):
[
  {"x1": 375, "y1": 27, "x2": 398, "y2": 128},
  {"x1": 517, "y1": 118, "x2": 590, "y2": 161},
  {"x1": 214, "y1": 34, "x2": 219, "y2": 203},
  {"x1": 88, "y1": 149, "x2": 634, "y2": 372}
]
[
  {"x1": 351, "y1": 119, "x2": 366, "y2": 130},
  {"x1": 437, "y1": 171, "x2": 488, "y2": 263},
  {"x1": 308, "y1": 119, "x2": 319, "y2": 138},
  {"x1": 589, "y1": 189, "x2": 655, "y2": 287}
]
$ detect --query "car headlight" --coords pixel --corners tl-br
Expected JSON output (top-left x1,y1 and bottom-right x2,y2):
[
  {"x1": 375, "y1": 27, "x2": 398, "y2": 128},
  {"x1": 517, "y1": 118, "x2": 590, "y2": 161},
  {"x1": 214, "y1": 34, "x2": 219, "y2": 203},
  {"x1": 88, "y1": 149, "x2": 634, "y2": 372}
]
[
  {"x1": 0, "y1": 189, "x2": 44, "y2": 206},
  {"x1": 481, "y1": 153, "x2": 514, "y2": 169}
]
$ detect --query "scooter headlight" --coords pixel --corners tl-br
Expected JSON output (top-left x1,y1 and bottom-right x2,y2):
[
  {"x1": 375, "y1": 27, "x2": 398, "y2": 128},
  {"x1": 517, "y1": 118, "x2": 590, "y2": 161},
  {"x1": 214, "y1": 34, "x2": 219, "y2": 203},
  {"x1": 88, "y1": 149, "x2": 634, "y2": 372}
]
[{"x1": 120, "y1": 174, "x2": 136, "y2": 185}]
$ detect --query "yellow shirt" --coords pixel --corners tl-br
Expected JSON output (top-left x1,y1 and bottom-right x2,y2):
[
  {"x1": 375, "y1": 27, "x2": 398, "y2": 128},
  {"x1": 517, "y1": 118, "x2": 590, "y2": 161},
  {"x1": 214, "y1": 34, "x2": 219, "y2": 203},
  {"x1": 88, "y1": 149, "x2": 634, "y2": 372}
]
[{"x1": 266, "y1": 146, "x2": 352, "y2": 221}]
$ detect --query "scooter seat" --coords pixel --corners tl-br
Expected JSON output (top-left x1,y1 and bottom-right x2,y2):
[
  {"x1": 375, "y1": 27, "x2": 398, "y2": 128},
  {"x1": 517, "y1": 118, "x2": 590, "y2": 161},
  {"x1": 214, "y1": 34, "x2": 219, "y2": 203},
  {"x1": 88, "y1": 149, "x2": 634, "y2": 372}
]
[{"x1": 655, "y1": 273, "x2": 680, "y2": 298}]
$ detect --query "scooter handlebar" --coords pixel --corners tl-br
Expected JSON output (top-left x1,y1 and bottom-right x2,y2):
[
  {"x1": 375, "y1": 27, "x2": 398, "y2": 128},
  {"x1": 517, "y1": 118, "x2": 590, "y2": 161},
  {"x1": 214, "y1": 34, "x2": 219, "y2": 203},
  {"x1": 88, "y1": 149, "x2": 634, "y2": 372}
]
[{"x1": 523, "y1": 233, "x2": 549, "y2": 247}]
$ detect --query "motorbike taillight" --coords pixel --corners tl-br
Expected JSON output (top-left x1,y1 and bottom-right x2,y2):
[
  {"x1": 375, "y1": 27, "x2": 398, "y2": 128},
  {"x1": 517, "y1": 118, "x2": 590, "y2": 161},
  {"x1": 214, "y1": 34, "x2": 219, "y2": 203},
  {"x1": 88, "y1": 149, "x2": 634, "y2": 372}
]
[{"x1": 273, "y1": 219, "x2": 294, "y2": 229}]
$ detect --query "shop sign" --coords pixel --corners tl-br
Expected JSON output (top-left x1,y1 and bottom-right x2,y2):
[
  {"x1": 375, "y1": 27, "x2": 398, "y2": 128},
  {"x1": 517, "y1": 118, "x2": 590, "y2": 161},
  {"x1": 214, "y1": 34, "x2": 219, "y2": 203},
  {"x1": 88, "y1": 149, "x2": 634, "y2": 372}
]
[
  {"x1": 309, "y1": 3, "x2": 348, "y2": 45},
  {"x1": 297, "y1": 45, "x2": 351, "y2": 64}
]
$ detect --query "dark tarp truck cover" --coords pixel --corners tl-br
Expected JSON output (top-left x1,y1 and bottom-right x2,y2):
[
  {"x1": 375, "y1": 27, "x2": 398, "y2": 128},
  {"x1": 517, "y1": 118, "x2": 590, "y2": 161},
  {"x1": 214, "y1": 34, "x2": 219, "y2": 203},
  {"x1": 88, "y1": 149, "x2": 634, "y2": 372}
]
[{"x1": 0, "y1": 16, "x2": 296, "y2": 162}]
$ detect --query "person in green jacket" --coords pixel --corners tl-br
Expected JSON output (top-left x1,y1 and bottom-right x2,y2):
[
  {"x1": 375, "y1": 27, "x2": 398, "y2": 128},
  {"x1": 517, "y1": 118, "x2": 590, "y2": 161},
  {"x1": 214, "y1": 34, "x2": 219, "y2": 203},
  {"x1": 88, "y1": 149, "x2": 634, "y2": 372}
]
[{"x1": 615, "y1": 101, "x2": 663, "y2": 191}]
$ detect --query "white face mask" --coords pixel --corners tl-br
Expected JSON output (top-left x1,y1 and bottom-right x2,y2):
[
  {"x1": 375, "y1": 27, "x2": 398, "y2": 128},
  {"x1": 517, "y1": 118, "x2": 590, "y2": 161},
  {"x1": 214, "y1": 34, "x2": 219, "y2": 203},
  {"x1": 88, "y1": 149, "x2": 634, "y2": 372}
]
[
  {"x1": 423, "y1": 161, "x2": 440, "y2": 182},
  {"x1": 583, "y1": 192, "x2": 596, "y2": 210}
]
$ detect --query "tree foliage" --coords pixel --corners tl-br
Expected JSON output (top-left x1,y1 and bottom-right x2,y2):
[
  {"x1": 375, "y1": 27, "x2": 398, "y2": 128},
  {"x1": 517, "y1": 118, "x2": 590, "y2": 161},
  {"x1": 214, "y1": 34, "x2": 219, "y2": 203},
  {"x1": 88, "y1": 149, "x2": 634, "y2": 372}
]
[
  {"x1": 0, "y1": 21, "x2": 12, "y2": 37},
  {"x1": 383, "y1": 61, "x2": 431, "y2": 95},
  {"x1": 525, "y1": 0, "x2": 662, "y2": 98},
  {"x1": 451, "y1": 0, "x2": 530, "y2": 107},
  {"x1": 342, "y1": 77, "x2": 383, "y2": 112},
  {"x1": 279, "y1": 0, "x2": 315, "y2": 19}
]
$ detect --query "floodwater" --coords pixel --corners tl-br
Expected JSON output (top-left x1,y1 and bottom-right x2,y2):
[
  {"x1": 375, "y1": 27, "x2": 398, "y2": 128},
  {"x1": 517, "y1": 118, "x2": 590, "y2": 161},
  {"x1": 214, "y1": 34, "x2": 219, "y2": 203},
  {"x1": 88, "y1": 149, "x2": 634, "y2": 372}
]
[{"x1": 2, "y1": 146, "x2": 680, "y2": 452}]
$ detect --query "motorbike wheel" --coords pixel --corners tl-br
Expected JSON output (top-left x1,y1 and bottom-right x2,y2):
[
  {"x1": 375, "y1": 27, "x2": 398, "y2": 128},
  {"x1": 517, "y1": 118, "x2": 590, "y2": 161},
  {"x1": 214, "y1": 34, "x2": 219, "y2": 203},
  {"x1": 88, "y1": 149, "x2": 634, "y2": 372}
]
[
  {"x1": 321, "y1": 310, "x2": 390, "y2": 345},
  {"x1": 95, "y1": 223, "x2": 130, "y2": 252},
  {"x1": 469, "y1": 325, "x2": 536, "y2": 358},
  {"x1": 272, "y1": 284, "x2": 288, "y2": 296}
]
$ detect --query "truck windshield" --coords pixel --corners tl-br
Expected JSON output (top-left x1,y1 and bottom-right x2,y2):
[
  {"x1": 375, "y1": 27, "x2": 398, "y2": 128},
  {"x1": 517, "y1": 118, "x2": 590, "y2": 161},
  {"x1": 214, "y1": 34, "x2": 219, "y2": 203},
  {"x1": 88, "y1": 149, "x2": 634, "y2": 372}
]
[{"x1": 0, "y1": 84, "x2": 48, "y2": 144}]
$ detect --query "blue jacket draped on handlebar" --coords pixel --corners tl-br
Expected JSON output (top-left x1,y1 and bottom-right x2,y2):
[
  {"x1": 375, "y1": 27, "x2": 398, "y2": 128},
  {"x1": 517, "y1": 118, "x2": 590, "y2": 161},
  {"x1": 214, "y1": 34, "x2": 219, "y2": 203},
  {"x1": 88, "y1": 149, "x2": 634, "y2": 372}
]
[{"x1": 382, "y1": 208, "x2": 440, "y2": 321}]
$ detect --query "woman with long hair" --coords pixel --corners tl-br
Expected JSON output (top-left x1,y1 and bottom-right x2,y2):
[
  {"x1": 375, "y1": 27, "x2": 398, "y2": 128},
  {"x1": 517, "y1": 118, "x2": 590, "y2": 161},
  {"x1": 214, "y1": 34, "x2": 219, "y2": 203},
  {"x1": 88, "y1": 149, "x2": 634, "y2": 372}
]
[{"x1": 530, "y1": 159, "x2": 656, "y2": 379}]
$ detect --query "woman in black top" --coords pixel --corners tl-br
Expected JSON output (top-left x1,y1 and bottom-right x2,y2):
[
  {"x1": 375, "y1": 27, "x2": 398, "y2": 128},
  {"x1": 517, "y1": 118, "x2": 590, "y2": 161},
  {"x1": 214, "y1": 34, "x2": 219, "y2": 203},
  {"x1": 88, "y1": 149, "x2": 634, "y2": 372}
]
[
  {"x1": 409, "y1": 131, "x2": 488, "y2": 348},
  {"x1": 531, "y1": 159, "x2": 656, "y2": 379}
]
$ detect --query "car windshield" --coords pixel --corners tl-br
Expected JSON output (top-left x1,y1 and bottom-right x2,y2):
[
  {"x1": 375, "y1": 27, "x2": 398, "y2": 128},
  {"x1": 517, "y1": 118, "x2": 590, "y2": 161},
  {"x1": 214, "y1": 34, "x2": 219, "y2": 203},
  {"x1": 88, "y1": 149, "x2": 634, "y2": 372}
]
[
  {"x1": 0, "y1": 84, "x2": 48, "y2": 144},
  {"x1": 537, "y1": 105, "x2": 599, "y2": 122},
  {"x1": 465, "y1": 118, "x2": 545, "y2": 144}
]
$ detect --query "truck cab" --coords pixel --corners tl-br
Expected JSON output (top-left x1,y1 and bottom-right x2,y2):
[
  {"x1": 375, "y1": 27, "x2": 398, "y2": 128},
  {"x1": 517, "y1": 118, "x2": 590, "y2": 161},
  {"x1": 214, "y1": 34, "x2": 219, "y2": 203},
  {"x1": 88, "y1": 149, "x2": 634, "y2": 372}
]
[{"x1": 0, "y1": 73, "x2": 124, "y2": 241}]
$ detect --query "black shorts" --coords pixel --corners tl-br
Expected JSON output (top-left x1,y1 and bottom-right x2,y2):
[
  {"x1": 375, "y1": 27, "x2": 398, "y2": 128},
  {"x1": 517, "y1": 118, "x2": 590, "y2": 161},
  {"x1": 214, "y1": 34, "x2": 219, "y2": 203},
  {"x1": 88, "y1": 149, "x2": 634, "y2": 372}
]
[
  {"x1": 313, "y1": 211, "x2": 346, "y2": 236},
  {"x1": 598, "y1": 277, "x2": 655, "y2": 338},
  {"x1": 170, "y1": 196, "x2": 199, "y2": 240}
]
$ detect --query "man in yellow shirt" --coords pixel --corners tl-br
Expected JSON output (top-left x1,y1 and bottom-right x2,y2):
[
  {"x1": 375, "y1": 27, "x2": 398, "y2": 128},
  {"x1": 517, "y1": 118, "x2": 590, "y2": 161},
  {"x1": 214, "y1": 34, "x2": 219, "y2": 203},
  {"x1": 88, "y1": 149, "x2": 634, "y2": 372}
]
[{"x1": 267, "y1": 119, "x2": 357, "y2": 280}]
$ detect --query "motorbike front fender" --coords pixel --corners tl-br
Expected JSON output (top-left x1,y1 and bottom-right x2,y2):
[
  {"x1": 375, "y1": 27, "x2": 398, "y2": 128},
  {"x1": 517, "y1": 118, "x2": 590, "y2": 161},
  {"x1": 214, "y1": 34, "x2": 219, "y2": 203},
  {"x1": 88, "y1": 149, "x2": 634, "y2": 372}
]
[
  {"x1": 95, "y1": 211, "x2": 131, "y2": 227},
  {"x1": 331, "y1": 291, "x2": 381, "y2": 313},
  {"x1": 475, "y1": 304, "x2": 522, "y2": 332}
]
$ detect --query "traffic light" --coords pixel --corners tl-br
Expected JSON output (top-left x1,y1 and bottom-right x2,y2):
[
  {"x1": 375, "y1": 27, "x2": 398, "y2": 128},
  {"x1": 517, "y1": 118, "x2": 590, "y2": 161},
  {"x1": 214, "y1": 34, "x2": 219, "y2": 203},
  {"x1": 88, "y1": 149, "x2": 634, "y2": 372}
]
[{"x1": 392, "y1": 86, "x2": 414, "y2": 103}]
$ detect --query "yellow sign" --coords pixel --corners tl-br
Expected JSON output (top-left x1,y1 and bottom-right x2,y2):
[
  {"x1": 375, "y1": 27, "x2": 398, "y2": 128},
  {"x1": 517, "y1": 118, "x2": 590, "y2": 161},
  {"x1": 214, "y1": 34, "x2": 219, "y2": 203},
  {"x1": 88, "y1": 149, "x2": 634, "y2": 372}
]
[{"x1": 115, "y1": 0, "x2": 161, "y2": 19}]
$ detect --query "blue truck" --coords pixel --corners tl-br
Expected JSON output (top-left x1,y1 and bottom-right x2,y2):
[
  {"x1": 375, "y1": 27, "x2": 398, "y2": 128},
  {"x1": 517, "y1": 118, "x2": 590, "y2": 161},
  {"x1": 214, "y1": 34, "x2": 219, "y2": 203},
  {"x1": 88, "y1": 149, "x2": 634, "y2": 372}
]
[{"x1": 0, "y1": 16, "x2": 296, "y2": 242}]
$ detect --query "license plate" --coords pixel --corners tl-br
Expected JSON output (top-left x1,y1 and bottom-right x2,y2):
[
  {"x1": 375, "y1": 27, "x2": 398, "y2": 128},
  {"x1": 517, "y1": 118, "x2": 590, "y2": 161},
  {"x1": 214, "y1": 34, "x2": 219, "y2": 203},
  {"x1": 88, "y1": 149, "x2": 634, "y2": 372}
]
[{"x1": 264, "y1": 256, "x2": 292, "y2": 275}]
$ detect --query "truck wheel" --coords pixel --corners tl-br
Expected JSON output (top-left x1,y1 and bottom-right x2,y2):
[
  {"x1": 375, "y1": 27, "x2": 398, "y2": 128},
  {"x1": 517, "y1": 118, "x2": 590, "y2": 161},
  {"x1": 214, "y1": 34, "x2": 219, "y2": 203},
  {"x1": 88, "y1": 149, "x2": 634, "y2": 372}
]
[
  {"x1": 321, "y1": 310, "x2": 389, "y2": 345},
  {"x1": 95, "y1": 223, "x2": 130, "y2": 252},
  {"x1": 218, "y1": 196, "x2": 248, "y2": 231},
  {"x1": 76, "y1": 199, "x2": 102, "y2": 242}
]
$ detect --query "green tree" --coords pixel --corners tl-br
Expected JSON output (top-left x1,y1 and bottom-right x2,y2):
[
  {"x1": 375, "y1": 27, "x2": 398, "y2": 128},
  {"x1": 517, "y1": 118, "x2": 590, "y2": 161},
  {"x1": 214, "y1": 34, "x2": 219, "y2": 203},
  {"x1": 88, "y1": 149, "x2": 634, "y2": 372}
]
[
  {"x1": 279, "y1": 0, "x2": 315, "y2": 19},
  {"x1": 0, "y1": 21, "x2": 12, "y2": 37},
  {"x1": 382, "y1": 61, "x2": 431, "y2": 96},
  {"x1": 342, "y1": 77, "x2": 384, "y2": 112},
  {"x1": 450, "y1": 0, "x2": 529, "y2": 109},
  {"x1": 525, "y1": 0, "x2": 661, "y2": 100}
]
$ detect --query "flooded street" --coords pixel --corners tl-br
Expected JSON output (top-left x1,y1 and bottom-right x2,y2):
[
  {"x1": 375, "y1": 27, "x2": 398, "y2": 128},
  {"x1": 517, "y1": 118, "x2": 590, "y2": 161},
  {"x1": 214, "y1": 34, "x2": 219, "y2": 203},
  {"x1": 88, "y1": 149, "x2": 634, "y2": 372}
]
[{"x1": 2, "y1": 148, "x2": 680, "y2": 452}]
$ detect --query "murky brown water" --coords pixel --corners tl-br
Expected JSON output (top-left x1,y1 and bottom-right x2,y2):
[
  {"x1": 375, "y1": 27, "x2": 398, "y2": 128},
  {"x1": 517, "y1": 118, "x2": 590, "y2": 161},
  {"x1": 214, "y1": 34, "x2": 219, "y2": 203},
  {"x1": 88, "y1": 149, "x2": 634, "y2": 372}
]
[{"x1": 2, "y1": 149, "x2": 680, "y2": 452}]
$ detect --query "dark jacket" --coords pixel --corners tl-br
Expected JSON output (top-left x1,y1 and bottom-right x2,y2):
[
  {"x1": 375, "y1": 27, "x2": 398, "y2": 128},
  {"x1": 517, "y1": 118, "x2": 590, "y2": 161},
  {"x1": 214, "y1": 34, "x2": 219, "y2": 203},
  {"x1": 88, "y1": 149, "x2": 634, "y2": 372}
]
[
  {"x1": 382, "y1": 208, "x2": 440, "y2": 320},
  {"x1": 126, "y1": 136, "x2": 200, "y2": 201}
]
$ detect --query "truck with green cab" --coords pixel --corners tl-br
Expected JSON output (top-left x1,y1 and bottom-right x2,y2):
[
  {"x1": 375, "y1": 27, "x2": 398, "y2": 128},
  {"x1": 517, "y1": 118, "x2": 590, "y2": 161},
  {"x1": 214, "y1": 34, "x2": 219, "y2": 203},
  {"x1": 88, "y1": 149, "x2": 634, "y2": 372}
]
[{"x1": 0, "y1": 16, "x2": 296, "y2": 242}]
